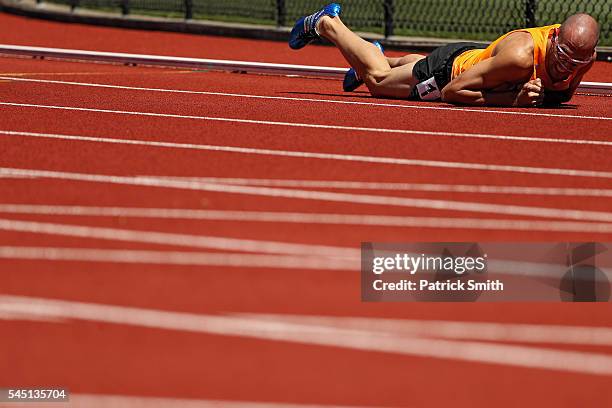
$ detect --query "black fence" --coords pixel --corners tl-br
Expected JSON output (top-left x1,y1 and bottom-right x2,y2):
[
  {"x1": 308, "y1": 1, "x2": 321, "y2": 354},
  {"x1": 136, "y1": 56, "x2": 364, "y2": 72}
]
[{"x1": 39, "y1": 0, "x2": 611, "y2": 45}]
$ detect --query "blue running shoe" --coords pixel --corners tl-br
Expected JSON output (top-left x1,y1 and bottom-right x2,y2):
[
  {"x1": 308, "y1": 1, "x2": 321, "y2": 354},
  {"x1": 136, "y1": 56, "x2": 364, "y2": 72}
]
[
  {"x1": 289, "y1": 3, "x2": 341, "y2": 50},
  {"x1": 343, "y1": 41, "x2": 384, "y2": 92}
]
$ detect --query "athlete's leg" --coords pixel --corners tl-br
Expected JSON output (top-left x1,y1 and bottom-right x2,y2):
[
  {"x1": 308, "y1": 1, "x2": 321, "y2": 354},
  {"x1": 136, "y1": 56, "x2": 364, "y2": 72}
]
[
  {"x1": 386, "y1": 54, "x2": 425, "y2": 68},
  {"x1": 317, "y1": 16, "x2": 424, "y2": 98},
  {"x1": 365, "y1": 61, "x2": 423, "y2": 98},
  {"x1": 316, "y1": 16, "x2": 391, "y2": 84},
  {"x1": 343, "y1": 40, "x2": 384, "y2": 92}
]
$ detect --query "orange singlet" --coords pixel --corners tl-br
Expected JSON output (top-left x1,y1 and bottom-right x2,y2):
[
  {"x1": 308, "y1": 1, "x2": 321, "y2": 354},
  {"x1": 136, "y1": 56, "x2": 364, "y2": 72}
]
[{"x1": 451, "y1": 24, "x2": 576, "y2": 90}]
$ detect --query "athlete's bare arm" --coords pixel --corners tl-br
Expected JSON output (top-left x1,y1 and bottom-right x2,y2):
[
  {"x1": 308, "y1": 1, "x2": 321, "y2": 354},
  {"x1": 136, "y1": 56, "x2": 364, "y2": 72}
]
[{"x1": 441, "y1": 33, "x2": 543, "y2": 107}]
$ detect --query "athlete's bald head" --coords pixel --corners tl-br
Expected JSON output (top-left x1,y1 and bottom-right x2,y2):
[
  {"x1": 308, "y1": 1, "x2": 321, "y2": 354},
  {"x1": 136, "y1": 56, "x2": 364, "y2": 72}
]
[{"x1": 559, "y1": 13, "x2": 599, "y2": 57}]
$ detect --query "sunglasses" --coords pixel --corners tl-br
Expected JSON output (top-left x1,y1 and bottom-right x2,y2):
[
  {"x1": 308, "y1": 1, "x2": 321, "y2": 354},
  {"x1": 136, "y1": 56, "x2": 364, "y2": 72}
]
[{"x1": 552, "y1": 30, "x2": 593, "y2": 71}]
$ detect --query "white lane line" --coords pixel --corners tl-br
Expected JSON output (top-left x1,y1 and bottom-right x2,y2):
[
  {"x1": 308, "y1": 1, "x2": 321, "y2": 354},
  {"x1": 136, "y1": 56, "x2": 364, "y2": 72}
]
[
  {"x1": 232, "y1": 313, "x2": 612, "y2": 347},
  {"x1": 0, "y1": 247, "x2": 355, "y2": 270},
  {"x1": 0, "y1": 174, "x2": 32, "y2": 179},
  {"x1": 1, "y1": 245, "x2": 603, "y2": 281},
  {"x1": 0, "y1": 309, "x2": 66, "y2": 323},
  {"x1": 1, "y1": 76, "x2": 610, "y2": 122},
  {"x1": 71, "y1": 395, "x2": 365, "y2": 408},
  {"x1": 0, "y1": 104, "x2": 610, "y2": 147},
  {"x1": 0, "y1": 393, "x2": 361, "y2": 408},
  {"x1": 1, "y1": 205, "x2": 611, "y2": 233},
  {"x1": 1, "y1": 131, "x2": 611, "y2": 179},
  {"x1": 2, "y1": 168, "x2": 612, "y2": 221},
  {"x1": 155, "y1": 176, "x2": 612, "y2": 197},
  {"x1": 0, "y1": 218, "x2": 358, "y2": 259},
  {"x1": 1, "y1": 295, "x2": 611, "y2": 376}
]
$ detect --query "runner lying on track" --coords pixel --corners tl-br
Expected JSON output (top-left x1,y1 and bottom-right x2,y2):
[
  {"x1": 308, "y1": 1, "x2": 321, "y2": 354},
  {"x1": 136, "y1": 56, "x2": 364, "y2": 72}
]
[{"x1": 288, "y1": 4, "x2": 599, "y2": 107}]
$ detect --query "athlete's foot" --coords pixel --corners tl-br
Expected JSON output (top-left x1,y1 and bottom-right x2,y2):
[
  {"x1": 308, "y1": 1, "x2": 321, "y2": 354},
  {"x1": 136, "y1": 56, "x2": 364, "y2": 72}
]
[
  {"x1": 288, "y1": 3, "x2": 342, "y2": 50},
  {"x1": 343, "y1": 41, "x2": 385, "y2": 92}
]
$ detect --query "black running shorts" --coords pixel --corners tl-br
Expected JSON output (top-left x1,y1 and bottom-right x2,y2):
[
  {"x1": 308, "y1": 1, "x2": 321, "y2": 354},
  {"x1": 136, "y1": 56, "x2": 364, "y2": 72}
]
[{"x1": 410, "y1": 42, "x2": 487, "y2": 101}]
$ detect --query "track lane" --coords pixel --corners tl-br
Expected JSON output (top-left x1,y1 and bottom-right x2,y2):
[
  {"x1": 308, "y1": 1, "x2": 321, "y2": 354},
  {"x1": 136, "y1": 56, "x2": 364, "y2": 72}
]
[
  {"x1": 3, "y1": 69, "x2": 609, "y2": 120},
  {"x1": 1, "y1": 122, "x2": 612, "y2": 190},
  {"x1": 1, "y1": 69, "x2": 610, "y2": 135},
  {"x1": 1, "y1": 261, "x2": 612, "y2": 324},
  {"x1": 0, "y1": 106, "x2": 610, "y2": 184},
  {"x1": 2, "y1": 317, "x2": 610, "y2": 407},
  {"x1": 2, "y1": 163, "x2": 612, "y2": 216}
]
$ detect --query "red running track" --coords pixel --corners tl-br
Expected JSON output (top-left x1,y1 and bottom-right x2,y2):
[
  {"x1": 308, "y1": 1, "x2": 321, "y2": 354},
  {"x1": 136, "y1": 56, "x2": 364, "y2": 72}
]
[{"x1": 0, "y1": 11, "x2": 612, "y2": 408}]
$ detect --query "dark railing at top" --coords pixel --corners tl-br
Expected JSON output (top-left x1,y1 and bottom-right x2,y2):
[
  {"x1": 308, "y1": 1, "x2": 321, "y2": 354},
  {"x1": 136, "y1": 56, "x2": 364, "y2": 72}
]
[{"x1": 34, "y1": 1, "x2": 611, "y2": 46}]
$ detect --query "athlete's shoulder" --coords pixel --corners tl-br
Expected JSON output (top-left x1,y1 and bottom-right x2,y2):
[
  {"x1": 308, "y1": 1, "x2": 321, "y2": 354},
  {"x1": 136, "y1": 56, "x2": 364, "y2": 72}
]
[{"x1": 495, "y1": 31, "x2": 534, "y2": 70}]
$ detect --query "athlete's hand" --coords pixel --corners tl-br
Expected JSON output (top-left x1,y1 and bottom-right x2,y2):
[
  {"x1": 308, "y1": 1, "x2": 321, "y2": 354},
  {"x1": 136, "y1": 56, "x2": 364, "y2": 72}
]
[{"x1": 514, "y1": 78, "x2": 544, "y2": 107}]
